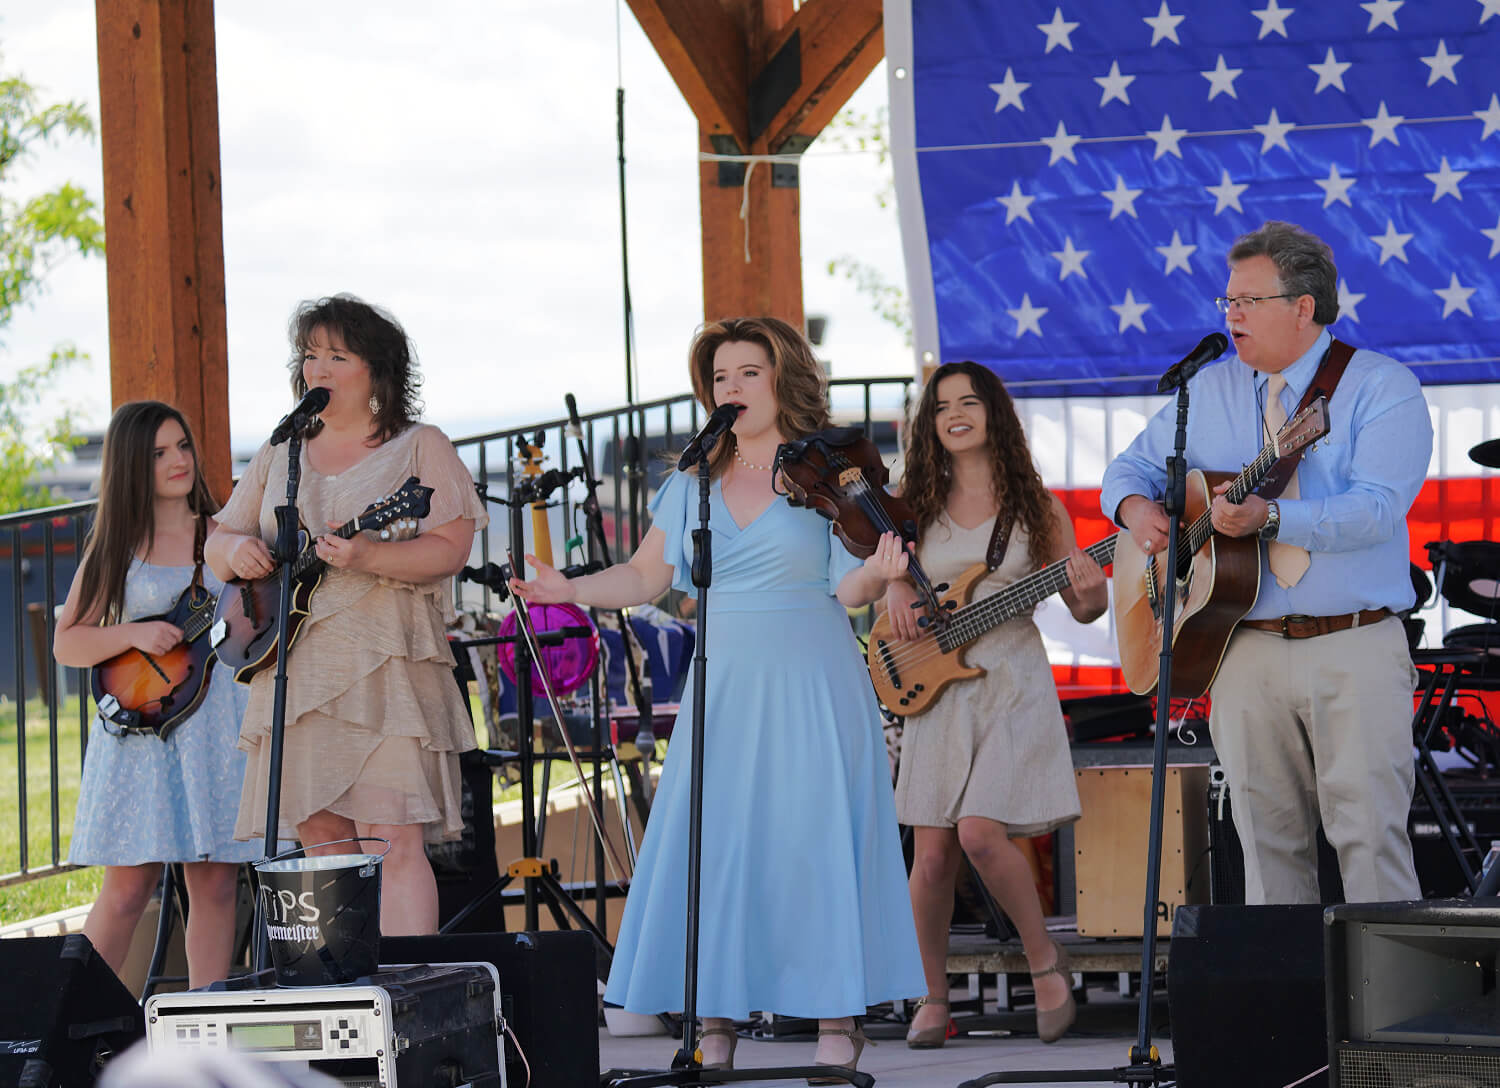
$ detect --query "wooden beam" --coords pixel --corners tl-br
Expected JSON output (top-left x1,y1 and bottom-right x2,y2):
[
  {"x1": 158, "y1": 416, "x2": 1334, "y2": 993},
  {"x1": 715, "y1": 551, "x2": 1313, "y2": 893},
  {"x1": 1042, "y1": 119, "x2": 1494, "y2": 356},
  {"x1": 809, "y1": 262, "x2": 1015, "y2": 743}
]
[
  {"x1": 625, "y1": 0, "x2": 750, "y2": 147},
  {"x1": 698, "y1": 128, "x2": 803, "y2": 328},
  {"x1": 759, "y1": 0, "x2": 883, "y2": 153},
  {"x1": 95, "y1": 0, "x2": 232, "y2": 502}
]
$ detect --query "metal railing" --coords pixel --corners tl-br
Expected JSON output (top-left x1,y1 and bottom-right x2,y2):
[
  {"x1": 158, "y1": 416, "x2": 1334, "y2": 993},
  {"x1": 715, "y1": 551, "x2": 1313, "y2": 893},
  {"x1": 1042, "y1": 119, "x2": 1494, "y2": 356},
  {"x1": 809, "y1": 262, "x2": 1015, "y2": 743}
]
[{"x1": 0, "y1": 376, "x2": 913, "y2": 890}]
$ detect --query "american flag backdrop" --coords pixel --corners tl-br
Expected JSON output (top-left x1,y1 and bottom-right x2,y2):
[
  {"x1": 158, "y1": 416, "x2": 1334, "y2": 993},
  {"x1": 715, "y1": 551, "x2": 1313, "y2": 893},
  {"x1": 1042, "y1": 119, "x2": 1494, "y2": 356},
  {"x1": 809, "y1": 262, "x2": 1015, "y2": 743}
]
[{"x1": 886, "y1": 0, "x2": 1500, "y2": 398}]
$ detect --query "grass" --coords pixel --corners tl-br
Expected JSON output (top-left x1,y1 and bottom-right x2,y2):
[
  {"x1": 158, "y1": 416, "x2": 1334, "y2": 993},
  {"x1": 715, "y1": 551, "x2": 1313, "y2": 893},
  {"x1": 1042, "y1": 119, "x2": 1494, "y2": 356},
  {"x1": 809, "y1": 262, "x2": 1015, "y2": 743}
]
[
  {"x1": 0, "y1": 688, "x2": 628, "y2": 927},
  {"x1": 0, "y1": 693, "x2": 100, "y2": 927}
]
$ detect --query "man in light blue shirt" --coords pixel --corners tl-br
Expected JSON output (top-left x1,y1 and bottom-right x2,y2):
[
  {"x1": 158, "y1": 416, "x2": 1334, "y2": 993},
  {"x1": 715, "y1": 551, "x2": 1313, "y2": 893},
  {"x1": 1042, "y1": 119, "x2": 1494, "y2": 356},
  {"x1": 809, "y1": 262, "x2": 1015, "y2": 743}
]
[{"x1": 1100, "y1": 221, "x2": 1429, "y2": 905}]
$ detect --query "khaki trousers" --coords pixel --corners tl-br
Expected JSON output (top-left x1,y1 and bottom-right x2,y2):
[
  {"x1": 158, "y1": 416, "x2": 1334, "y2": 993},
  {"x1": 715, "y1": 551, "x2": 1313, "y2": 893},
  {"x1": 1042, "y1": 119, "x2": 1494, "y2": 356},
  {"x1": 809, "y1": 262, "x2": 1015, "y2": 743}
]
[{"x1": 1208, "y1": 616, "x2": 1421, "y2": 905}]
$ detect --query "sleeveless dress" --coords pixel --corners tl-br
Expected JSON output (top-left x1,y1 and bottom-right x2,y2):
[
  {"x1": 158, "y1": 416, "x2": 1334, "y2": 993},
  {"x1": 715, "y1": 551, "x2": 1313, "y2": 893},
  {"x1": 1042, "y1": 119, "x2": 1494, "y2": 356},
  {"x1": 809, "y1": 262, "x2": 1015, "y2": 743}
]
[
  {"x1": 894, "y1": 514, "x2": 1081, "y2": 836},
  {"x1": 69, "y1": 560, "x2": 262, "y2": 865},
  {"x1": 603, "y1": 469, "x2": 924, "y2": 1019},
  {"x1": 214, "y1": 423, "x2": 486, "y2": 843}
]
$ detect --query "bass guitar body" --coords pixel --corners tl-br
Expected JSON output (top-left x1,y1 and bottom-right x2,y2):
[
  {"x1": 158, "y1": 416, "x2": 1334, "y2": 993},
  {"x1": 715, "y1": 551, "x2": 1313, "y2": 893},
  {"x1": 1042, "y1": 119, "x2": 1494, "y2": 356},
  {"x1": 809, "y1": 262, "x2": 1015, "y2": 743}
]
[
  {"x1": 91, "y1": 583, "x2": 218, "y2": 737},
  {"x1": 210, "y1": 528, "x2": 322, "y2": 684},
  {"x1": 1113, "y1": 470, "x2": 1260, "y2": 698},
  {"x1": 868, "y1": 563, "x2": 987, "y2": 715}
]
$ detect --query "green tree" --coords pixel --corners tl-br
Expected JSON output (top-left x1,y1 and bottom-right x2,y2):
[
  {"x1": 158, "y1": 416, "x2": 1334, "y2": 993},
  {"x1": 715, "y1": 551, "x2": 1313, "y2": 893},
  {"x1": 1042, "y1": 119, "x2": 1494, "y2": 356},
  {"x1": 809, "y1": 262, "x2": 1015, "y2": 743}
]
[
  {"x1": 0, "y1": 56, "x2": 104, "y2": 513},
  {"x1": 814, "y1": 104, "x2": 912, "y2": 346}
]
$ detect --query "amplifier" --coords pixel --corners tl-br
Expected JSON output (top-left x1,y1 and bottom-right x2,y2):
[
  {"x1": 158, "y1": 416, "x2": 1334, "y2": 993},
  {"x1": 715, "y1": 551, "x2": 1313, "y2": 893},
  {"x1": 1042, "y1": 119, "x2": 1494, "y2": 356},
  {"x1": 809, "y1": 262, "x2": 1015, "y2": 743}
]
[{"x1": 144, "y1": 963, "x2": 504, "y2": 1088}]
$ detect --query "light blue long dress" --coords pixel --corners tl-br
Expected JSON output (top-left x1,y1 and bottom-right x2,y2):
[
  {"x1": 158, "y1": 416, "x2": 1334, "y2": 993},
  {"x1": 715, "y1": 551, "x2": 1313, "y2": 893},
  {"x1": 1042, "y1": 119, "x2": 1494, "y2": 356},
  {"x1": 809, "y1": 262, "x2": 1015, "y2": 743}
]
[
  {"x1": 603, "y1": 470, "x2": 924, "y2": 1019},
  {"x1": 69, "y1": 560, "x2": 262, "y2": 864}
]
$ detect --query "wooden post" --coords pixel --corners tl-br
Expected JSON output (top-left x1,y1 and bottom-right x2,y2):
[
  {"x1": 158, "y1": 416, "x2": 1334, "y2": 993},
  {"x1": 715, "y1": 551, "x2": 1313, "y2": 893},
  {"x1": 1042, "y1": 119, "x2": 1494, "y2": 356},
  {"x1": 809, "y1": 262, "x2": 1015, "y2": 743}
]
[
  {"x1": 629, "y1": 0, "x2": 883, "y2": 330},
  {"x1": 94, "y1": 0, "x2": 232, "y2": 501}
]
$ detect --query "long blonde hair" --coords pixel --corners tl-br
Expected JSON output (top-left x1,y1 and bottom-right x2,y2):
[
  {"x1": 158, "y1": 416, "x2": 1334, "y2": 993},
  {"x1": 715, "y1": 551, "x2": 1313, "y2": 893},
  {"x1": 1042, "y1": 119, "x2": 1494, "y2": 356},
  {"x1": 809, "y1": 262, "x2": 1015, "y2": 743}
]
[{"x1": 684, "y1": 317, "x2": 831, "y2": 478}]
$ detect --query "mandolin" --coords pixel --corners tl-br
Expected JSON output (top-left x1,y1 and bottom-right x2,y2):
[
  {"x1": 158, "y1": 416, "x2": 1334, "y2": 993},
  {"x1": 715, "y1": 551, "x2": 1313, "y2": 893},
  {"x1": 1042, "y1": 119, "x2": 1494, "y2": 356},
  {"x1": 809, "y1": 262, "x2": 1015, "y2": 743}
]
[
  {"x1": 209, "y1": 476, "x2": 432, "y2": 682},
  {"x1": 91, "y1": 581, "x2": 219, "y2": 738},
  {"x1": 868, "y1": 534, "x2": 1118, "y2": 716},
  {"x1": 1112, "y1": 397, "x2": 1329, "y2": 698}
]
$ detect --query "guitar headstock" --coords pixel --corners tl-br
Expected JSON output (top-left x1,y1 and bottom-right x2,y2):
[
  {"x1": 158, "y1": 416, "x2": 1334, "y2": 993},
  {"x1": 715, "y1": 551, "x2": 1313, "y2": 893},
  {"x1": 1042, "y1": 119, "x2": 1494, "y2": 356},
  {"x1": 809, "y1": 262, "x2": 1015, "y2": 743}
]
[
  {"x1": 1272, "y1": 396, "x2": 1330, "y2": 458},
  {"x1": 359, "y1": 476, "x2": 435, "y2": 530}
]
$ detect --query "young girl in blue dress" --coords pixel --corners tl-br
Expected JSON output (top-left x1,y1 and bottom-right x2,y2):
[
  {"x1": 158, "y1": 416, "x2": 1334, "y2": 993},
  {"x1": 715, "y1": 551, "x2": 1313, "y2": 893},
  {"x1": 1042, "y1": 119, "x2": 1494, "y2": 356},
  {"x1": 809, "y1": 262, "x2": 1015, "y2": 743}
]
[
  {"x1": 511, "y1": 317, "x2": 923, "y2": 1080},
  {"x1": 55, "y1": 401, "x2": 260, "y2": 989}
]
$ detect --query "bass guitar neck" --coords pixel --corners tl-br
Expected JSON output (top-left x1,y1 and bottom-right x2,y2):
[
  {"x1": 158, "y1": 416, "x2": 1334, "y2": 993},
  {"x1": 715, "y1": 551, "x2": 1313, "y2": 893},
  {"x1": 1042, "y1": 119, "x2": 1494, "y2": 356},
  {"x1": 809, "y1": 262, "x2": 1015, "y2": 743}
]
[{"x1": 869, "y1": 533, "x2": 1118, "y2": 716}]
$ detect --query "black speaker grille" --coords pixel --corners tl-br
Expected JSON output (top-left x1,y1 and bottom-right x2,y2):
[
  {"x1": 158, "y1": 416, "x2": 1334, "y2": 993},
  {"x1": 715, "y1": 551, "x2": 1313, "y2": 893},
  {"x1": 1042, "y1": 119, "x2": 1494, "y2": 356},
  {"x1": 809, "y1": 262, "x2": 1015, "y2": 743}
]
[{"x1": 1337, "y1": 1044, "x2": 1500, "y2": 1087}]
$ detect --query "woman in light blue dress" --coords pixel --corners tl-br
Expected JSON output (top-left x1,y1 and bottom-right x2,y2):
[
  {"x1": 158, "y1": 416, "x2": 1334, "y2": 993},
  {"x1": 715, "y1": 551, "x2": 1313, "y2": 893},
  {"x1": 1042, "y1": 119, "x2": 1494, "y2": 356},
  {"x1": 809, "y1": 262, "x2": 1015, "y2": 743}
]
[
  {"x1": 512, "y1": 317, "x2": 923, "y2": 1080},
  {"x1": 56, "y1": 402, "x2": 260, "y2": 989}
]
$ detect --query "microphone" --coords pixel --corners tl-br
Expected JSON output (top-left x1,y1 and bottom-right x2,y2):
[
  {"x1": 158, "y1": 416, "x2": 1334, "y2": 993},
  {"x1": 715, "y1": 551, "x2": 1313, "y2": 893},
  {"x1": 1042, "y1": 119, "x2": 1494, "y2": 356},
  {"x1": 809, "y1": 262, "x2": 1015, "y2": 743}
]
[
  {"x1": 269, "y1": 387, "x2": 331, "y2": 445},
  {"x1": 676, "y1": 403, "x2": 745, "y2": 471},
  {"x1": 1157, "y1": 333, "x2": 1230, "y2": 393},
  {"x1": 565, "y1": 393, "x2": 583, "y2": 439}
]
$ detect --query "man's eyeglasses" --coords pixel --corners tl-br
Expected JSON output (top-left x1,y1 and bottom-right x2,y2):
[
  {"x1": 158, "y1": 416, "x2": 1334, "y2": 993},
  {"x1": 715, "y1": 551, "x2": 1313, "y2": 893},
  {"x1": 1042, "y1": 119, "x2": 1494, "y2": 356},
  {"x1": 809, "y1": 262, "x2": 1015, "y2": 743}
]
[{"x1": 1214, "y1": 294, "x2": 1296, "y2": 314}]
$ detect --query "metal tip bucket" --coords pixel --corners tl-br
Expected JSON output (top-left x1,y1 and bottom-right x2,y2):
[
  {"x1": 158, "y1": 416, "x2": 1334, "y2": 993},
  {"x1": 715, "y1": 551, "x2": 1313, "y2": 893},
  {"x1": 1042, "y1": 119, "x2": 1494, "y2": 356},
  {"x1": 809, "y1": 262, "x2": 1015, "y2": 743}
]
[{"x1": 253, "y1": 837, "x2": 389, "y2": 986}]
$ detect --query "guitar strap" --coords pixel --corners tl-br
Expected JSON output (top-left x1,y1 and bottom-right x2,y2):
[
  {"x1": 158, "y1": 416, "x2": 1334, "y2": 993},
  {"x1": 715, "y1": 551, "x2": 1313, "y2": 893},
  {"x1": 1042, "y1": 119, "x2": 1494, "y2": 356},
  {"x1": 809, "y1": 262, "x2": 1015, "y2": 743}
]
[
  {"x1": 1255, "y1": 337, "x2": 1355, "y2": 501},
  {"x1": 986, "y1": 513, "x2": 1016, "y2": 572}
]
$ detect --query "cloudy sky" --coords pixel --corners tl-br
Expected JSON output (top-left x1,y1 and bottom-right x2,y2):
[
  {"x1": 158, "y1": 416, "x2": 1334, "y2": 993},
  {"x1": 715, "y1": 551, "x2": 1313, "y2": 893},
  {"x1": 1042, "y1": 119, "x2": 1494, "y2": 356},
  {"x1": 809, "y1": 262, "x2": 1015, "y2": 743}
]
[{"x1": 1, "y1": 1, "x2": 911, "y2": 451}]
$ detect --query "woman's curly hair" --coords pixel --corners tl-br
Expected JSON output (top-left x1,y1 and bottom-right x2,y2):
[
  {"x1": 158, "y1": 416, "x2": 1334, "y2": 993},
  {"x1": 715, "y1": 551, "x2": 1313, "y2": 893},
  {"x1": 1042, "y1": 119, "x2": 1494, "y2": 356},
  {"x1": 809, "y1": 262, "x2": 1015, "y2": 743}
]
[{"x1": 902, "y1": 361, "x2": 1055, "y2": 568}]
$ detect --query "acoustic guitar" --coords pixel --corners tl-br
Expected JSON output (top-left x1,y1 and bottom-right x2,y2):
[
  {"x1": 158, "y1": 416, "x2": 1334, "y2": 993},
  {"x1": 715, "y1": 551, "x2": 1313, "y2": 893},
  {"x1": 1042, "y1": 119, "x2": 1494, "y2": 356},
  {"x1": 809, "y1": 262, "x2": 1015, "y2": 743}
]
[
  {"x1": 868, "y1": 534, "x2": 1118, "y2": 716},
  {"x1": 1113, "y1": 398, "x2": 1329, "y2": 698},
  {"x1": 91, "y1": 581, "x2": 219, "y2": 738},
  {"x1": 209, "y1": 476, "x2": 433, "y2": 682}
]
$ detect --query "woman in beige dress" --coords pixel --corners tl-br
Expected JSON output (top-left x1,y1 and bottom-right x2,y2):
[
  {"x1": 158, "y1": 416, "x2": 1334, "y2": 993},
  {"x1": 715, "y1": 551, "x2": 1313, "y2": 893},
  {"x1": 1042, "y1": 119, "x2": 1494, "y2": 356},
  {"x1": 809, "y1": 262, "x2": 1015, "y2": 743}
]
[
  {"x1": 206, "y1": 295, "x2": 485, "y2": 935},
  {"x1": 885, "y1": 361, "x2": 1107, "y2": 1046}
]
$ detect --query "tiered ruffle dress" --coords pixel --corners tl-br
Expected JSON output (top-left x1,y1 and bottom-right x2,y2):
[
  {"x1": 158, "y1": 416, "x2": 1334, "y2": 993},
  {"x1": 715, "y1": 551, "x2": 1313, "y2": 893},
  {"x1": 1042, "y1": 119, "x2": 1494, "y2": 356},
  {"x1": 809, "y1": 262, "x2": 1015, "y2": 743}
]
[{"x1": 215, "y1": 424, "x2": 486, "y2": 843}]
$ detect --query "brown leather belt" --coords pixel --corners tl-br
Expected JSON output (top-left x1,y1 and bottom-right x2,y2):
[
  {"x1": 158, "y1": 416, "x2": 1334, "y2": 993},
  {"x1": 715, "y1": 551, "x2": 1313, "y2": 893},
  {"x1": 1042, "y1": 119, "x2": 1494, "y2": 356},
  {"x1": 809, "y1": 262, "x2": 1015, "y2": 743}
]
[{"x1": 1240, "y1": 608, "x2": 1392, "y2": 640}]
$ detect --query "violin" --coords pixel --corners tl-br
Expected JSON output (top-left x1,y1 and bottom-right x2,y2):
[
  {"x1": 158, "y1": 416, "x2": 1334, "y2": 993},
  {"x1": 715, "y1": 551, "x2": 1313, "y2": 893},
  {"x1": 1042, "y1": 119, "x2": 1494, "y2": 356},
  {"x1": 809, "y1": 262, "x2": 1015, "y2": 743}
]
[{"x1": 773, "y1": 427, "x2": 949, "y2": 628}]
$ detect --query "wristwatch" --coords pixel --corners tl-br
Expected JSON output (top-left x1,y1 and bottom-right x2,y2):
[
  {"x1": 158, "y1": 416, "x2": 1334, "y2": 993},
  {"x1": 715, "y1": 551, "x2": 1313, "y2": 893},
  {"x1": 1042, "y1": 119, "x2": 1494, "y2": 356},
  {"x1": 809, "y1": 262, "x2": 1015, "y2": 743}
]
[{"x1": 1259, "y1": 499, "x2": 1281, "y2": 540}]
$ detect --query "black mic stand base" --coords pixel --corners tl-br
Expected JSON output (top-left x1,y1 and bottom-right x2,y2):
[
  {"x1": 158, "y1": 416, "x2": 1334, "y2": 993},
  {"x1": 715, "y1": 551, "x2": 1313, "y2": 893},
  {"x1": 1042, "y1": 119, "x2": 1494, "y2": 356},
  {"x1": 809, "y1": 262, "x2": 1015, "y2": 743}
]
[
  {"x1": 604, "y1": 1063, "x2": 874, "y2": 1087},
  {"x1": 959, "y1": 1063, "x2": 1174, "y2": 1087}
]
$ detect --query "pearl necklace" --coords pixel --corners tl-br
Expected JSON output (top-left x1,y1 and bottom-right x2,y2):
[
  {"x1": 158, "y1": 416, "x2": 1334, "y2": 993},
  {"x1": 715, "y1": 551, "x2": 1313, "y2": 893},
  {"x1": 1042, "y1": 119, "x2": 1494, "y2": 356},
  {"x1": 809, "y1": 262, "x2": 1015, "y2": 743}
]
[{"x1": 733, "y1": 444, "x2": 775, "y2": 472}]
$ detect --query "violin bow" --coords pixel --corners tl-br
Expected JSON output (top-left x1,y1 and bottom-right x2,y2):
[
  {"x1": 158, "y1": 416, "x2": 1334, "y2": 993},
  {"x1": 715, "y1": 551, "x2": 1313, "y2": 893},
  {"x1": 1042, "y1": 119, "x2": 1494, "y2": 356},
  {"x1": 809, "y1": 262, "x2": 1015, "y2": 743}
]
[{"x1": 505, "y1": 547, "x2": 633, "y2": 886}]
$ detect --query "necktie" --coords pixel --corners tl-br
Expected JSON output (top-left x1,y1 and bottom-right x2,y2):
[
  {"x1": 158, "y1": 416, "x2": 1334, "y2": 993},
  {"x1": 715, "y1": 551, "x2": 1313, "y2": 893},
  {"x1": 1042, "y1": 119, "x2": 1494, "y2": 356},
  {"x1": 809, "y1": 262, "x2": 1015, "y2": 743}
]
[{"x1": 1264, "y1": 372, "x2": 1309, "y2": 588}]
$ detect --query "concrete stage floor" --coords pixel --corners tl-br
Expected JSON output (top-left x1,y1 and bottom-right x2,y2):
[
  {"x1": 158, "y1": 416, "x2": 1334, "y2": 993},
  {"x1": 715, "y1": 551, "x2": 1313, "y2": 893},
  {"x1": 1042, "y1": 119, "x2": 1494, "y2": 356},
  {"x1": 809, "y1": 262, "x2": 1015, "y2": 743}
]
[{"x1": 598, "y1": 983, "x2": 1180, "y2": 1088}]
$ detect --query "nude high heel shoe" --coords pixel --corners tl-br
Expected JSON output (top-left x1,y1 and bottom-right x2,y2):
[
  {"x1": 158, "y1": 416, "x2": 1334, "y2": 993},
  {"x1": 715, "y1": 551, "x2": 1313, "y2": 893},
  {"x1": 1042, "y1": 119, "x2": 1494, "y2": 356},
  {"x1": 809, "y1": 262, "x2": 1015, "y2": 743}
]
[
  {"x1": 696, "y1": 1024, "x2": 738, "y2": 1070},
  {"x1": 905, "y1": 995, "x2": 951, "y2": 1048},
  {"x1": 1033, "y1": 938, "x2": 1077, "y2": 1044},
  {"x1": 807, "y1": 1022, "x2": 869, "y2": 1085}
]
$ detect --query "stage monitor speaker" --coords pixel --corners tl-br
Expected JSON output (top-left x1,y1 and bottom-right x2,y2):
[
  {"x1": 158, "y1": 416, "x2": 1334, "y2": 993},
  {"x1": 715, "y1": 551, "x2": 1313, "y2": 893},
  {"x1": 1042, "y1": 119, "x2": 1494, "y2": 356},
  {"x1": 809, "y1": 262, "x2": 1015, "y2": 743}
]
[
  {"x1": 1167, "y1": 904, "x2": 1327, "y2": 1088},
  {"x1": 382, "y1": 929, "x2": 599, "y2": 1087},
  {"x1": 0, "y1": 934, "x2": 144, "y2": 1087},
  {"x1": 1326, "y1": 899, "x2": 1500, "y2": 1088}
]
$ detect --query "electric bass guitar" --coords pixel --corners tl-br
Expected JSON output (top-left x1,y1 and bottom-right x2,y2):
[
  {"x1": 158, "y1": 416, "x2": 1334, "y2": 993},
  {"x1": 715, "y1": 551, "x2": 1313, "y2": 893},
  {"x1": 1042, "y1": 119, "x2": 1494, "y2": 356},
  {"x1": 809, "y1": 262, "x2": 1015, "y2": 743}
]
[
  {"x1": 868, "y1": 533, "x2": 1118, "y2": 716},
  {"x1": 209, "y1": 476, "x2": 433, "y2": 682},
  {"x1": 1112, "y1": 397, "x2": 1329, "y2": 698},
  {"x1": 91, "y1": 581, "x2": 219, "y2": 738}
]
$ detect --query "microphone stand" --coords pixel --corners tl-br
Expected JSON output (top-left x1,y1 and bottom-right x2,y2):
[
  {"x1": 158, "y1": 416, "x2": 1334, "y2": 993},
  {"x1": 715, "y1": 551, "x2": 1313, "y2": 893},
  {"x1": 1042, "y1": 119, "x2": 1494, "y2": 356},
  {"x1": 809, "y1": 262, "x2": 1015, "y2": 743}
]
[
  {"x1": 251, "y1": 425, "x2": 309, "y2": 972},
  {"x1": 960, "y1": 380, "x2": 1190, "y2": 1088},
  {"x1": 605, "y1": 451, "x2": 872, "y2": 1088},
  {"x1": 565, "y1": 407, "x2": 658, "y2": 805}
]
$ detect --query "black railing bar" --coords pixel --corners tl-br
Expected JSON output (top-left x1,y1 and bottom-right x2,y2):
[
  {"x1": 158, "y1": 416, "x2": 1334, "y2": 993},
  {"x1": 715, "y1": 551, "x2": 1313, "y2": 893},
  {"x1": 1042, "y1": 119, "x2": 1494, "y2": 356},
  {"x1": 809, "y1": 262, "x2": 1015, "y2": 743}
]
[
  {"x1": 11, "y1": 525, "x2": 28, "y2": 875},
  {"x1": 43, "y1": 518, "x2": 60, "y2": 866}
]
